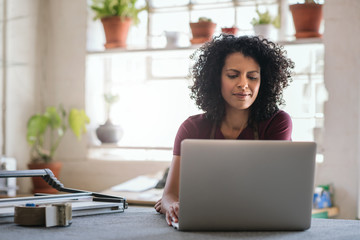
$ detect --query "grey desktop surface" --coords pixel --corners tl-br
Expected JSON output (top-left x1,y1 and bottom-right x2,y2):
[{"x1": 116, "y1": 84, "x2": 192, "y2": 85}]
[{"x1": 1, "y1": 206, "x2": 359, "y2": 240}]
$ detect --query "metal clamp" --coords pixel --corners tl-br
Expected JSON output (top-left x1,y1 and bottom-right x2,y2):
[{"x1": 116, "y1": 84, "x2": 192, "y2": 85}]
[{"x1": 0, "y1": 169, "x2": 128, "y2": 209}]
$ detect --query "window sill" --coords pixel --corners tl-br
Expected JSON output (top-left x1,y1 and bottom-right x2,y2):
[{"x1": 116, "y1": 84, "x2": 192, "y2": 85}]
[
  {"x1": 88, "y1": 144, "x2": 173, "y2": 162},
  {"x1": 87, "y1": 38, "x2": 323, "y2": 55}
]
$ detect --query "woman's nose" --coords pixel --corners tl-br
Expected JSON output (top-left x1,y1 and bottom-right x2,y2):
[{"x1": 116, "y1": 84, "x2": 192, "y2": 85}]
[{"x1": 237, "y1": 76, "x2": 248, "y2": 89}]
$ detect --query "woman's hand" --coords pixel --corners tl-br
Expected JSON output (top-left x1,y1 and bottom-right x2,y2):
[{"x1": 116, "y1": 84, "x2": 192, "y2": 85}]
[
  {"x1": 154, "y1": 198, "x2": 180, "y2": 226},
  {"x1": 155, "y1": 155, "x2": 181, "y2": 226},
  {"x1": 165, "y1": 202, "x2": 179, "y2": 226}
]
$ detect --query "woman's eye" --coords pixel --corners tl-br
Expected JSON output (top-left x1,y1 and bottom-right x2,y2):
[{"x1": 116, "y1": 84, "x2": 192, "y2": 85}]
[
  {"x1": 248, "y1": 76, "x2": 258, "y2": 80},
  {"x1": 228, "y1": 75, "x2": 237, "y2": 79}
]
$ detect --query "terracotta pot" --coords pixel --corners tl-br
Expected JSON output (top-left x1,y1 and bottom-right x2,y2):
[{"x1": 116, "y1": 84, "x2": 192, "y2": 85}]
[
  {"x1": 221, "y1": 27, "x2": 238, "y2": 36},
  {"x1": 289, "y1": 4, "x2": 323, "y2": 39},
  {"x1": 28, "y1": 161, "x2": 63, "y2": 194},
  {"x1": 101, "y1": 16, "x2": 132, "y2": 48},
  {"x1": 190, "y1": 21, "x2": 217, "y2": 44}
]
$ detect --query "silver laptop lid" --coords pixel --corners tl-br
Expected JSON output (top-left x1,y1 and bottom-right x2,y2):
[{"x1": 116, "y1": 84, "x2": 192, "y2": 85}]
[{"x1": 178, "y1": 140, "x2": 316, "y2": 231}]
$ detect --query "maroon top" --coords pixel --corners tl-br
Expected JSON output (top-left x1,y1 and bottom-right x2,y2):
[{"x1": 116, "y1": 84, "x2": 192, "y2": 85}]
[{"x1": 173, "y1": 110, "x2": 292, "y2": 156}]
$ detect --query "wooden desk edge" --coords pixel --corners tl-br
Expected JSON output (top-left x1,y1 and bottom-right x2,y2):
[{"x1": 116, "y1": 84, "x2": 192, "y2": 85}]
[{"x1": 312, "y1": 206, "x2": 339, "y2": 218}]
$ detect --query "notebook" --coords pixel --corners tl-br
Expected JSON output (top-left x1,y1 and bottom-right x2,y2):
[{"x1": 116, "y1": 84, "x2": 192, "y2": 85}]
[{"x1": 173, "y1": 139, "x2": 316, "y2": 231}]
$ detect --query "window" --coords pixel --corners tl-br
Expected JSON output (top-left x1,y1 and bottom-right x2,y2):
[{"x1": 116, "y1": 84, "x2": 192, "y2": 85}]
[{"x1": 86, "y1": 0, "x2": 325, "y2": 161}]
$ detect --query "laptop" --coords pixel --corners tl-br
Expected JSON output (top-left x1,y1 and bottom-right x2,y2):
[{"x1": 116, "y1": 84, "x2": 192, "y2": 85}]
[{"x1": 173, "y1": 139, "x2": 316, "y2": 231}]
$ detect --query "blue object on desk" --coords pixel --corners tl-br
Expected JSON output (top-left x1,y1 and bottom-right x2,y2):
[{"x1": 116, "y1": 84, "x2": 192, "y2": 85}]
[
  {"x1": 25, "y1": 203, "x2": 36, "y2": 207},
  {"x1": 313, "y1": 187, "x2": 332, "y2": 209}
]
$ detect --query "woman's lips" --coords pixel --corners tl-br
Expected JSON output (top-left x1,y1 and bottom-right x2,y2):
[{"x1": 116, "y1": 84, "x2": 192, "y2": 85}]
[{"x1": 233, "y1": 92, "x2": 251, "y2": 98}]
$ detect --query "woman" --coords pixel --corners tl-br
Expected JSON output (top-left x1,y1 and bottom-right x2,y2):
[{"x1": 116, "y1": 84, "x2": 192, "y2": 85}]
[{"x1": 155, "y1": 35, "x2": 294, "y2": 226}]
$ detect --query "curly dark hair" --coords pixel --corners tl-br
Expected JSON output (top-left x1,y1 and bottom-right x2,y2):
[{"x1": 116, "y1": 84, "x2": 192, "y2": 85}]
[{"x1": 189, "y1": 34, "x2": 294, "y2": 126}]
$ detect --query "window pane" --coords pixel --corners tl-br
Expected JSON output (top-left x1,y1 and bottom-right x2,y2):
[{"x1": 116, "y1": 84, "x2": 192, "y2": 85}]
[
  {"x1": 150, "y1": 12, "x2": 191, "y2": 48},
  {"x1": 191, "y1": 7, "x2": 235, "y2": 32},
  {"x1": 151, "y1": 12, "x2": 190, "y2": 35},
  {"x1": 291, "y1": 118, "x2": 316, "y2": 141},
  {"x1": 151, "y1": 50, "x2": 193, "y2": 78},
  {"x1": 111, "y1": 79, "x2": 201, "y2": 147},
  {"x1": 127, "y1": 10, "x2": 148, "y2": 48},
  {"x1": 151, "y1": 0, "x2": 189, "y2": 8},
  {"x1": 87, "y1": 52, "x2": 201, "y2": 148},
  {"x1": 193, "y1": 0, "x2": 231, "y2": 3}
]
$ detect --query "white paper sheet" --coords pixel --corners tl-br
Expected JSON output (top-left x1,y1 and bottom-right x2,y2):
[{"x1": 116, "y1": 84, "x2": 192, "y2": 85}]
[{"x1": 110, "y1": 176, "x2": 159, "y2": 192}]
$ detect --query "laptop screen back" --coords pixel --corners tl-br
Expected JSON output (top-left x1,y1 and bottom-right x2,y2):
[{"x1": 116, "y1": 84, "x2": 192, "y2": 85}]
[{"x1": 178, "y1": 140, "x2": 316, "y2": 231}]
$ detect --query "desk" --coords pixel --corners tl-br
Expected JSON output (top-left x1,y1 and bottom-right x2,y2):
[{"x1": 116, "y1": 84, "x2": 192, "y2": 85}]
[
  {"x1": 103, "y1": 188, "x2": 340, "y2": 218},
  {"x1": 1, "y1": 206, "x2": 359, "y2": 240}
]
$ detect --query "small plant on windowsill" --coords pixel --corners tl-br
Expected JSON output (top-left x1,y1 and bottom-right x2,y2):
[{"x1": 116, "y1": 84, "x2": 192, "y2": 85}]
[
  {"x1": 90, "y1": 0, "x2": 147, "y2": 48},
  {"x1": 250, "y1": 8, "x2": 279, "y2": 39},
  {"x1": 104, "y1": 92, "x2": 119, "y2": 122},
  {"x1": 221, "y1": 25, "x2": 239, "y2": 36},
  {"x1": 289, "y1": 0, "x2": 323, "y2": 39},
  {"x1": 189, "y1": 17, "x2": 217, "y2": 44},
  {"x1": 26, "y1": 105, "x2": 90, "y2": 193},
  {"x1": 96, "y1": 93, "x2": 124, "y2": 144},
  {"x1": 27, "y1": 105, "x2": 90, "y2": 164},
  {"x1": 252, "y1": 9, "x2": 280, "y2": 27}
]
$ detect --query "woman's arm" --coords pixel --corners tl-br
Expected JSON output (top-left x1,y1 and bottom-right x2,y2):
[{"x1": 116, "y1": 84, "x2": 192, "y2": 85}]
[{"x1": 154, "y1": 155, "x2": 181, "y2": 226}]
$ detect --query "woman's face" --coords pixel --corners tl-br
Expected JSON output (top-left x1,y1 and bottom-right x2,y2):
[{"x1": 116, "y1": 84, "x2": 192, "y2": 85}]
[{"x1": 221, "y1": 52, "x2": 261, "y2": 112}]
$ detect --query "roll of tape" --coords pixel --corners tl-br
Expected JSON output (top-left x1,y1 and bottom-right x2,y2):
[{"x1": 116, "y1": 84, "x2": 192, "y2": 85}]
[
  {"x1": 14, "y1": 205, "x2": 46, "y2": 226},
  {"x1": 14, "y1": 203, "x2": 72, "y2": 227}
]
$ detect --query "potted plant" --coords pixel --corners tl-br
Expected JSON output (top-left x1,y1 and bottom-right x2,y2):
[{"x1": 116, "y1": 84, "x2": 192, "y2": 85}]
[
  {"x1": 27, "y1": 105, "x2": 90, "y2": 193},
  {"x1": 221, "y1": 26, "x2": 239, "y2": 36},
  {"x1": 90, "y1": 0, "x2": 147, "y2": 48},
  {"x1": 96, "y1": 93, "x2": 124, "y2": 144},
  {"x1": 189, "y1": 17, "x2": 217, "y2": 44},
  {"x1": 251, "y1": 8, "x2": 279, "y2": 39},
  {"x1": 289, "y1": 0, "x2": 323, "y2": 38}
]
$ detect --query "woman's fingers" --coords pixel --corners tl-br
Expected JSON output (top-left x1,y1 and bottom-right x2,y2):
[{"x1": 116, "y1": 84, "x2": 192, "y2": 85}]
[
  {"x1": 173, "y1": 203, "x2": 179, "y2": 217},
  {"x1": 169, "y1": 204, "x2": 179, "y2": 224},
  {"x1": 165, "y1": 211, "x2": 172, "y2": 226},
  {"x1": 154, "y1": 198, "x2": 162, "y2": 213},
  {"x1": 155, "y1": 204, "x2": 161, "y2": 212},
  {"x1": 156, "y1": 200, "x2": 180, "y2": 226}
]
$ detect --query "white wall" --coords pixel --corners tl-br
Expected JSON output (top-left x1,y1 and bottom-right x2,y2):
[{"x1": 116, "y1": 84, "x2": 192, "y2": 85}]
[
  {"x1": 316, "y1": 0, "x2": 360, "y2": 219},
  {"x1": 0, "y1": 0, "x2": 4, "y2": 153},
  {"x1": 2, "y1": 0, "x2": 46, "y2": 192},
  {"x1": 44, "y1": 0, "x2": 88, "y2": 162}
]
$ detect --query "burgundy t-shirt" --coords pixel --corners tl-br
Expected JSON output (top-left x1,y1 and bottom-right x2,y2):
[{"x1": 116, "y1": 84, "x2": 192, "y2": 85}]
[{"x1": 173, "y1": 110, "x2": 292, "y2": 156}]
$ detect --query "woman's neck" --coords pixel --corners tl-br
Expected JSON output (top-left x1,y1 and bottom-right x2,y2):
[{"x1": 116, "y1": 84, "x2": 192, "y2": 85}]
[{"x1": 220, "y1": 109, "x2": 249, "y2": 139}]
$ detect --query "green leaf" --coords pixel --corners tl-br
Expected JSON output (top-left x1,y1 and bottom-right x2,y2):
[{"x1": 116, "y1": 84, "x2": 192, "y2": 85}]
[
  {"x1": 104, "y1": 93, "x2": 119, "y2": 105},
  {"x1": 251, "y1": 8, "x2": 277, "y2": 26},
  {"x1": 44, "y1": 106, "x2": 62, "y2": 129},
  {"x1": 68, "y1": 109, "x2": 90, "y2": 140},
  {"x1": 26, "y1": 115, "x2": 49, "y2": 145},
  {"x1": 90, "y1": 0, "x2": 146, "y2": 24}
]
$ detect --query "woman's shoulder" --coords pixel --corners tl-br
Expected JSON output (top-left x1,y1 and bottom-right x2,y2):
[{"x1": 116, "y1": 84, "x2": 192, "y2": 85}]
[
  {"x1": 264, "y1": 110, "x2": 292, "y2": 128},
  {"x1": 179, "y1": 113, "x2": 212, "y2": 136},
  {"x1": 173, "y1": 113, "x2": 212, "y2": 155},
  {"x1": 269, "y1": 110, "x2": 291, "y2": 122},
  {"x1": 259, "y1": 110, "x2": 292, "y2": 140},
  {"x1": 182, "y1": 113, "x2": 210, "y2": 126}
]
